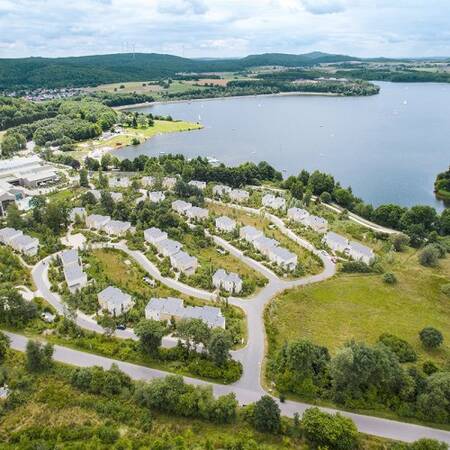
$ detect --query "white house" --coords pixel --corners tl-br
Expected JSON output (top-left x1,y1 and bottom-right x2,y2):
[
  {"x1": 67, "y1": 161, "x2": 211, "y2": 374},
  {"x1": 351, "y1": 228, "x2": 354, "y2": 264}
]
[
  {"x1": 145, "y1": 297, "x2": 225, "y2": 328},
  {"x1": 188, "y1": 180, "x2": 206, "y2": 191},
  {"x1": 185, "y1": 206, "x2": 208, "y2": 220},
  {"x1": 240, "y1": 225, "x2": 263, "y2": 243},
  {"x1": 148, "y1": 191, "x2": 165, "y2": 203},
  {"x1": 212, "y1": 269, "x2": 242, "y2": 294},
  {"x1": 59, "y1": 249, "x2": 88, "y2": 293},
  {"x1": 109, "y1": 176, "x2": 130, "y2": 188},
  {"x1": 141, "y1": 176, "x2": 155, "y2": 187},
  {"x1": 348, "y1": 241, "x2": 375, "y2": 265},
  {"x1": 304, "y1": 215, "x2": 328, "y2": 234},
  {"x1": 323, "y1": 232, "x2": 349, "y2": 253},
  {"x1": 103, "y1": 220, "x2": 131, "y2": 236},
  {"x1": 213, "y1": 184, "x2": 231, "y2": 196},
  {"x1": 69, "y1": 207, "x2": 86, "y2": 222},
  {"x1": 215, "y1": 216, "x2": 236, "y2": 233},
  {"x1": 170, "y1": 250, "x2": 198, "y2": 276},
  {"x1": 110, "y1": 192, "x2": 123, "y2": 202},
  {"x1": 98, "y1": 286, "x2": 134, "y2": 316},
  {"x1": 144, "y1": 227, "x2": 168, "y2": 245},
  {"x1": 262, "y1": 194, "x2": 286, "y2": 210},
  {"x1": 253, "y1": 236, "x2": 279, "y2": 256},
  {"x1": 172, "y1": 199, "x2": 192, "y2": 214},
  {"x1": 268, "y1": 246, "x2": 297, "y2": 271},
  {"x1": 0, "y1": 227, "x2": 23, "y2": 245},
  {"x1": 155, "y1": 238, "x2": 182, "y2": 257},
  {"x1": 9, "y1": 234, "x2": 39, "y2": 256},
  {"x1": 230, "y1": 189, "x2": 249, "y2": 203},
  {"x1": 163, "y1": 177, "x2": 177, "y2": 190},
  {"x1": 287, "y1": 207, "x2": 309, "y2": 223},
  {"x1": 86, "y1": 214, "x2": 111, "y2": 231}
]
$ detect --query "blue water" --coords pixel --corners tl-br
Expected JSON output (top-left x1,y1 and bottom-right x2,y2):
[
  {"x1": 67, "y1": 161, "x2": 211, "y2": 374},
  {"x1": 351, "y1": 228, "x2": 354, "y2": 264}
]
[{"x1": 116, "y1": 82, "x2": 450, "y2": 209}]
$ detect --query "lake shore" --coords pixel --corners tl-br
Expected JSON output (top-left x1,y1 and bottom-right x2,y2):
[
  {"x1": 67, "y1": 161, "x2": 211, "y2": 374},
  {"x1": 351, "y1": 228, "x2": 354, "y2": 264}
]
[{"x1": 114, "y1": 91, "x2": 344, "y2": 111}]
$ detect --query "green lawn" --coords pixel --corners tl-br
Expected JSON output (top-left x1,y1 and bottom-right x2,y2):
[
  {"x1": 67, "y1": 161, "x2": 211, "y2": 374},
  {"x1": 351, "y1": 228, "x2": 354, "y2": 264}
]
[
  {"x1": 207, "y1": 202, "x2": 323, "y2": 276},
  {"x1": 266, "y1": 250, "x2": 450, "y2": 366}
]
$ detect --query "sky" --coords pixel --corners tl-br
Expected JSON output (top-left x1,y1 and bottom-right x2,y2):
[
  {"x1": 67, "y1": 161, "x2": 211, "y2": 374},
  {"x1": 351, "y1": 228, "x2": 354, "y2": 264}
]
[{"x1": 0, "y1": 0, "x2": 450, "y2": 59}]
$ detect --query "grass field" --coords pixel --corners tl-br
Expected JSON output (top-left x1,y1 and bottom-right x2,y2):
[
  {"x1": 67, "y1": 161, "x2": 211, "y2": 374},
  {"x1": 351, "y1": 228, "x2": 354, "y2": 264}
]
[
  {"x1": 71, "y1": 119, "x2": 202, "y2": 160},
  {"x1": 265, "y1": 249, "x2": 450, "y2": 366},
  {"x1": 207, "y1": 202, "x2": 323, "y2": 276}
]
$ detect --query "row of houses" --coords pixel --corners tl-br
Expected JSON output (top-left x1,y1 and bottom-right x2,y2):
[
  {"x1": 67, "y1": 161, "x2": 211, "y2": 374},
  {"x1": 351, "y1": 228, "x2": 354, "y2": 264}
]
[
  {"x1": 0, "y1": 227, "x2": 39, "y2": 256},
  {"x1": 323, "y1": 231, "x2": 375, "y2": 264},
  {"x1": 213, "y1": 185, "x2": 250, "y2": 203},
  {"x1": 262, "y1": 194, "x2": 286, "y2": 211},
  {"x1": 108, "y1": 175, "x2": 179, "y2": 191},
  {"x1": 59, "y1": 249, "x2": 88, "y2": 293},
  {"x1": 171, "y1": 200, "x2": 209, "y2": 221},
  {"x1": 86, "y1": 214, "x2": 132, "y2": 236},
  {"x1": 287, "y1": 207, "x2": 328, "y2": 234},
  {"x1": 240, "y1": 225, "x2": 297, "y2": 271},
  {"x1": 144, "y1": 227, "x2": 198, "y2": 276},
  {"x1": 145, "y1": 297, "x2": 225, "y2": 328}
]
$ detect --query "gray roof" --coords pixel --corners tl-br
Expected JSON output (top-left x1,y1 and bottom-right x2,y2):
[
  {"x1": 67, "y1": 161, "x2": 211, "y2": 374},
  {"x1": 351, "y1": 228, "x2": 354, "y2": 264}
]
[
  {"x1": 253, "y1": 236, "x2": 278, "y2": 249},
  {"x1": 10, "y1": 234, "x2": 38, "y2": 249},
  {"x1": 60, "y1": 249, "x2": 79, "y2": 267},
  {"x1": 63, "y1": 263, "x2": 85, "y2": 285},
  {"x1": 215, "y1": 216, "x2": 235, "y2": 228},
  {"x1": 213, "y1": 269, "x2": 241, "y2": 284},
  {"x1": 144, "y1": 227, "x2": 167, "y2": 240},
  {"x1": 349, "y1": 240, "x2": 374, "y2": 258},
  {"x1": 170, "y1": 251, "x2": 197, "y2": 269},
  {"x1": 324, "y1": 231, "x2": 348, "y2": 247},
  {"x1": 98, "y1": 286, "x2": 132, "y2": 308},
  {"x1": 240, "y1": 225, "x2": 263, "y2": 240},
  {"x1": 0, "y1": 227, "x2": 22, "y2": 242},
  {"x1": 146, "y1": 297, "x2": 225, "y2": 328},
  {"x1": 155, "y1": 238, "x2": 182, "y2": 254},
  {"x1": 269, "y1": 246, "x2": 297, "y2": 262}
]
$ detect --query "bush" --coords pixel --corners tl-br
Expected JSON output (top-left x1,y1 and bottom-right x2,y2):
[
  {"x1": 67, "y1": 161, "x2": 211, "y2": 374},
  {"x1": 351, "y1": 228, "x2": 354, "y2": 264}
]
[
  {"x1": 419, "y1": 327, "x2": 444, "y2": 350},
  {"x1": 423, "y1": 360, "x2": 439, "y2": 376},
  {"x1": 301, "y1": 407, "x2": 359, "y2": 450},
  {"x1": 378, "y1": 333, "x2": 417, "y2": 363},
  {"x1": 440, "y1": 283, "x2": 450, "y2": 297},
  {"x1": 319, "y1": 191, "x2": 332, "y2": 203},
  {"x1": 341, "y1": 260, "x2": 372, "y2": 273},
  {"x1": 26, "y1": 340, "x2": 53, "y2": 372},
  {"x1": 419, "y1": 246, "x2": 440, "y2": 267},
  {"x1": 252, "y1": 395, "x2": 281, "y2": 433},
  {"x1": 410, "y1": 438, "x2": 448, "y2": 450},
  {"x1": 389, "y1": 233, "x2": 410, "y2": 252},
  {"x1": 383, "y1": 272, "x2": 397, "y2": 284}
]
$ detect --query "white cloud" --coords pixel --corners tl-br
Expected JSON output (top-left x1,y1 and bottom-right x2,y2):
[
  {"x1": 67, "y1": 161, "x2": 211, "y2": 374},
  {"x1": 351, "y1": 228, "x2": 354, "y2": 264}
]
[{"x1": 0, "y1": 0, "x2": 449, "y2": 58}]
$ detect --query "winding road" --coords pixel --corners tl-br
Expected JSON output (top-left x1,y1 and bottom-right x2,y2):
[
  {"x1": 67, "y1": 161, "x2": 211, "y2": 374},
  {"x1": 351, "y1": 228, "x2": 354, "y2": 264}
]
[{"x1": 6, "y1": 200, "x2": 450, "y2": 444}]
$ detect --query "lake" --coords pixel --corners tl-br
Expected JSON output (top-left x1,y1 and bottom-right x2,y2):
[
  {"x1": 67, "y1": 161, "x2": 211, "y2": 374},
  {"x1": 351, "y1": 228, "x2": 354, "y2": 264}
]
[{"x1": 116, "y1": 82, "x2": 450, "y2": 209}]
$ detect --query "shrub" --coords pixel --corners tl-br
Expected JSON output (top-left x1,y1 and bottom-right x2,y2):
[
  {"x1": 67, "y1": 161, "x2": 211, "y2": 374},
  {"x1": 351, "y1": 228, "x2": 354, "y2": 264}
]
[
  {"x1": 418, "y1": 246, "x2": 440, "y2": 267},
  {"x1": 252, "y1": 395, "x2": 281, "y2": 434},
  {"x1": 301, "y1": 407, "x2": 359, "y2": 450},
  {"x1": 25, "y1": 340, "x2": 53, "y2": 372},
  {"x1": 131, "y1": 137, "x2": 140, "y2": 145},
  {"x1": 410, "y1": 438, "x2": 448, "y2": 450},
  {"x1": 440, "y1": 283, "x2": 450, "y2": 297},
  {"x1": 389, "y1": 233, "x2": 410, "y2": 252},
  {"x1": 378, "y1": 333, "x2": 417, "y2": 363},
  {"x1": 319, "y1": 191, "x2": 332, "y2": 203},
  {"x1": 383, "y1": 272, "x2": 397, "y2": 284},
  {"x1": 419, "y1": 327, "x2": 444, "y2": 350},
  {"x1": 423, "y1": 360, "x2": 439, "y2": 376},
  {"x1": 341, "y1": 261, "x2": 372, "y2": 273}
]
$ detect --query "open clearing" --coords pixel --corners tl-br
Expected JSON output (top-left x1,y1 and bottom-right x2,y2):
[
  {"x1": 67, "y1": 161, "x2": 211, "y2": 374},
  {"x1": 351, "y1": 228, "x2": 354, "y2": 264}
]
[{"x1": 266, "y1": 250, "x2": 450, "y2": 366}]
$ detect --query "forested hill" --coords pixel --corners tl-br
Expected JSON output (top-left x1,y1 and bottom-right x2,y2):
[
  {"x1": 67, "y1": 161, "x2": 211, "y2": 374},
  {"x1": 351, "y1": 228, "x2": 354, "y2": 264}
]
[{"x1": 0, "y1": 51, "x2": 361, "y2": 90}]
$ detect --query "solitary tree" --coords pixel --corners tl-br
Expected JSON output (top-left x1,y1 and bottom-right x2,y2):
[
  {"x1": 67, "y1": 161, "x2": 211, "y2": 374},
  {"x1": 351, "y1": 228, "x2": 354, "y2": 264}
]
[
  {"x1": 208, "y1": 329, "x2": 232, "y2": 366},
  {"x1": 79, "y1": 168, "x2": 89, "y2": 187},
  {"x1": 252, "y1": 395, "x2": 281, "y2": 433},
  {"x1": 26, "y1": 340, "x2": 54, "y2": 372},
  {"x1": 134, "y1": 319, "x2": 166, "y2": 355},
  {"x1": 419, "y1": 327, "x2": 443, "y2": 350}
]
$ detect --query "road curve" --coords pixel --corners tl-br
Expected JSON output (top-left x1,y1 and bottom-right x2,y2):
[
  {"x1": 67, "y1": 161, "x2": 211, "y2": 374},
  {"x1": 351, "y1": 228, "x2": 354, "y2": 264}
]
[{"x1": 6, "y1": 331, "x2": 450, "y2": 444}]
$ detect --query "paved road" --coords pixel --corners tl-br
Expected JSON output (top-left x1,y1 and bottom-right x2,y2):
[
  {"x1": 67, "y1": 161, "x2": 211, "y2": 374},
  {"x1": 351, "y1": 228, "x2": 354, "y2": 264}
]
[
  {"x1": 24, "y1": 207, "x2": 450, "y2": 444},
  {"x1": 6, "y1": 331, "x2": 450, "y2": 444}
]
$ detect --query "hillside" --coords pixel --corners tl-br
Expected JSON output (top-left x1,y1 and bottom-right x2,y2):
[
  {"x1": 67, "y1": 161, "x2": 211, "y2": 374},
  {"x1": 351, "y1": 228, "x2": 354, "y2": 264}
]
[{"x1": 0, "y1": 51, "x2": 360, "y2": 90}]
